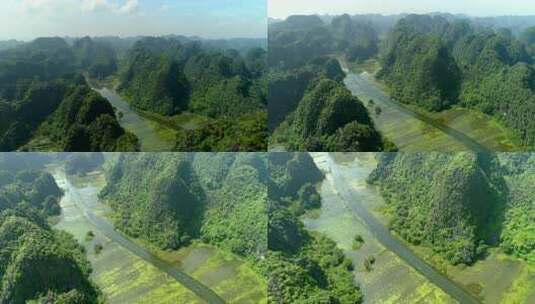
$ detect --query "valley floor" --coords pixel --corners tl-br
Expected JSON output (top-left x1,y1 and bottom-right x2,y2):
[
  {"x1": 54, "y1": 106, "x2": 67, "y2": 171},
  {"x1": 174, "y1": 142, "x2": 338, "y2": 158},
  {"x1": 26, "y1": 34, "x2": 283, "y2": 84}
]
[
  {"x1": 340, "y1": 59, "x2": 526, "y2": 152},
  {"x1": 89, "y1": 78, "x2": 208, "y2": 152},
  {"x1": 50, "y1": 167, "x2": 266, "y2": 304},
  {"x1": 306, "y1": 153, "x2": 535, "y2": 303}
]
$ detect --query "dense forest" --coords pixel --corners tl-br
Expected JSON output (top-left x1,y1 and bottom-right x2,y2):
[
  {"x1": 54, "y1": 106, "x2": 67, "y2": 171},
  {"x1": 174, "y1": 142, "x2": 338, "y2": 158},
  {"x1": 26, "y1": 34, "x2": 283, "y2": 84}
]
[
  {"x1": 0, "y1": 37, "x2": 138, "y2": 151},
  {"x1": 267, "y1": 152, "x2": 363, "y2": 303},
  {"x1": 99, "y1": 153, "x2": 267, "y2": 262},
  {"x1": 268, "y1": 15, "x2": 395, "y2": 151},
  {"x1": 0, "y1": 34, "x2": 267, "y2": 152},
  {"x1": 118, "y1": 37, "x2": 268, "y2": 151},
  {"x1": 0, "y1": 153, "x2": 102, "y2": 303},
  {"x1": 270, "y1": 13, "x2": 535, "y2": 149},
  {"x1": 378, "y1": 14, "x2": 535, "y2": 146},
  {"x1": 368, "y1": 152, "x2": 534, "y2": 265}
]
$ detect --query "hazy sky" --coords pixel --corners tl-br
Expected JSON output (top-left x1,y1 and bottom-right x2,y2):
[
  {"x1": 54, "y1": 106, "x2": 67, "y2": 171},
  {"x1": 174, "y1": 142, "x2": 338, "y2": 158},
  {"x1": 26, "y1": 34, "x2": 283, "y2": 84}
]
[
  {"x1": 0, "y1": 0, "x2": 266, "y2": 40},
  {"x1": 269, "y1": 0, "x2": 535, "y2": 19}
]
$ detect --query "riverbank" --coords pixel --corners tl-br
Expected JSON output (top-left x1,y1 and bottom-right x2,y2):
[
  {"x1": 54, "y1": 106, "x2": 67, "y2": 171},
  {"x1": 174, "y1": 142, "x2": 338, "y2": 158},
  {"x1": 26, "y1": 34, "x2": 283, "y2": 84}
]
[
  {"x1": 314, "y1": 153, "x2": 535, "y2": 304},
  {"x1": 87, "y1": 75, "x2": 208, "y2": 152},
  {"x1": 304, "y1": 153, "x2": 456, "y2": 303},
  {"x1": 339, "y1": 58, "x2": 525, "y2": 152},
  {"x1": 50, "y1": 167, "x2": 267, "y2": 303}
]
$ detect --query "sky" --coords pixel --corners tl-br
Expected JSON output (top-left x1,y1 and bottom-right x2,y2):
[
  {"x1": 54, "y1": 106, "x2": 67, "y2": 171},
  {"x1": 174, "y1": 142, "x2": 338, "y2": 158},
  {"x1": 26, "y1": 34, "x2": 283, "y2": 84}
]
[
  {"x1": 269, "y1": 0, "x2": 535, "y2": 19},
  {"x1": 0, "y1": 0, "x2": 266, "y2": 40}
]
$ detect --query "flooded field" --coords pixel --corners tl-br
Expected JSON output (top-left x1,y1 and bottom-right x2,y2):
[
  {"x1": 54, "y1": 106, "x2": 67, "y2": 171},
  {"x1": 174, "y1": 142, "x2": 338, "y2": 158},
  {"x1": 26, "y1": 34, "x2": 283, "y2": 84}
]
[
  {"x1": 144, "y1": 243, "x2": 267, "y2": 303},
  {"x1": 306, "y1": 153, "x2": 535, "y2": 304},
  {"x1": 304, "y1": 153, "x2": 455, "y2": 303},
  {"x1": 340, "y1": 60, "x2": 524, "y2": 152},
  {"x1": 51, "y1": 168, "x2": 266, "y2": 304},
  {"x1": 89, "y1": 78, "x2": 207, "y2": 152},
  {"x1": 95, "y1": 87, "x2": 177, "y2": 152}
]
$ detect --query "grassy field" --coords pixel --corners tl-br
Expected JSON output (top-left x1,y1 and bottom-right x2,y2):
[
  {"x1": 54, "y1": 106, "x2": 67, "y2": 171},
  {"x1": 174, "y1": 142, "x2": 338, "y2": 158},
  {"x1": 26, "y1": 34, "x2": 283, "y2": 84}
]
[{"x1": 134, "y1": 239, "x2": 267, "y2": 304}]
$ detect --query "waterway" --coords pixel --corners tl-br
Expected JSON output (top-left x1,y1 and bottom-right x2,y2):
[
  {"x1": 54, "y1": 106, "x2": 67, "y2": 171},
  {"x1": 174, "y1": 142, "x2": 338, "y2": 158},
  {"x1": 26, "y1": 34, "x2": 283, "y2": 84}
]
[
  {"x1": 51, "y1": 168, "x2": 225, "y2": 303},
  {"x1": 94, "y1": 87, "x2": 176, "y2": 152},
  {"x1": 304, "y1": 153, "x2": 483, "y2": 303},
  {"x1": 341, "y1": 62, "x2": 522, "y2": 151}
]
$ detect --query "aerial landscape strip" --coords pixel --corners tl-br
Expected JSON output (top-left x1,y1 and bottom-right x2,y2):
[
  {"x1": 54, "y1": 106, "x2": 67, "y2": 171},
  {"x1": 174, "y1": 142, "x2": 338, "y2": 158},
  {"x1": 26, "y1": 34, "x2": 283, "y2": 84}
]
[
  {"x1": 57, "y1": 170, "x2": 226, "y2": 304},
  {"x1": 325, "y1": 154, "x2": 482, "y2": 304}
]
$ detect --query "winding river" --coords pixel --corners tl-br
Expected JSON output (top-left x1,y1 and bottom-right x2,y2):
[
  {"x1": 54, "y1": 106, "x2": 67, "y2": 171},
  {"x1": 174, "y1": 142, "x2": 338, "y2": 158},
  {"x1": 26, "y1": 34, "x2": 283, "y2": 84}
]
[
  {"x1": 94, "y1": 87, "x2": 176, "y2": 152},
  {"x1": 317, "y1": 153, "x2": 481, "y2": 304},
  {"x1": 52, "y1": 169, "x2": 225, "y2": 304}
]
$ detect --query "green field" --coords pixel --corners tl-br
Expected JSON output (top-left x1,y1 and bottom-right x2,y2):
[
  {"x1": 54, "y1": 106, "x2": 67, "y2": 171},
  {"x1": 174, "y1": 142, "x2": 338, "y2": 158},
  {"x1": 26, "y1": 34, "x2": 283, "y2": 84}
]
[
  {"x1": 52, "y1": 170, "x2": 267, "y2": 304},
  {"x1": 340, "y1": 59, "x2": 525, "y2": 152},
  {"x1": 316, "y1": 153, "x2": 535, "y2": 303}
]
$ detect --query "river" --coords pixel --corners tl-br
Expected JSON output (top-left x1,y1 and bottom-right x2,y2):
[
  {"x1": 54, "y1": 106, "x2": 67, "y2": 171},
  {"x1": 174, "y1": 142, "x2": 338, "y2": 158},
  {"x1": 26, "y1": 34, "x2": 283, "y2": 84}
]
[
  {"x1": 341, "y1": 62, "x2": 521, "y2": 151},
  {"x1": 318, "y1": 153, "x2": 481, "y2": 304},
  {"x1": 51, "y1": 169, "x2": 225, "y2": 304},
  {"x1": 94, "y1": 87, "x2": 176, "y2": 152}
]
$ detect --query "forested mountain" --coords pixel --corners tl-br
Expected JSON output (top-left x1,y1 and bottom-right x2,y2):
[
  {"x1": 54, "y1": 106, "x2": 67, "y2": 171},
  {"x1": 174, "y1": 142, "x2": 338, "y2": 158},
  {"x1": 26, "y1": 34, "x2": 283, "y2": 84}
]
[
  {"x1": 0, "y1": 34, "x2": 266, "y2": 152},
  {"x1": 369, "y1": 152, "x2": 534, "y2": 264},
  {"x1": 0, "y1": 40, "x2": 24, "y2": 52},
  {"x1": 117, "y1": 37, "x2": 268, "y2": 151},
  {"x1": 72, "y1": 37, "x2": 118, "y2": 79},
  {"x1": 267, "y1": 153, "x2": 363, "y2": 303},
  {"x1": 119, "y1": 37, "x2": 266, "y2": 117},
  {"x1": 268, "y1": 16, "x2": 394, "y2": 151},
  {"x1": 0, "y1": 37, "x2": 138, "y2": 151},
  {"x1": 497, "y1": 153, "x2": 535, "y2": 262},
  {"x1": 269, "y1": 14, "x2": 379, "y2": 69},
  {"x1": 99, "y1": 153, "x2": 267, "y2": 260},
  {"x1": 268, "y1": 57, "x2": 345, "y2": 130},
  {"x1": 0, "y1": 159, "x2": 102, "y2": 303},
  {"x1": 279, "y1": 78, "x2": 394, "y2": 151},
  {"x1": 378, "y1": 14, "x2": 535, "y2": 146}
]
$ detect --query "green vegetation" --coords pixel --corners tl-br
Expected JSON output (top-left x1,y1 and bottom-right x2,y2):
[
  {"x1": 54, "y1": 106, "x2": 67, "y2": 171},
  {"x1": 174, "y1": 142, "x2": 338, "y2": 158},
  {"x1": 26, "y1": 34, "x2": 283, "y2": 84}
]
[
  {"x1": 269, "y1": 14, "x2": 378, "y2": 69},
  {"x1": 85, "y1": 231, "x2": 95, "y2": 242},
  {"x1": 37, "y1": 84, "x2": 138, "y2": 151},
  {"x1": 268, "y1": 16, "x2": 395, "y2": 151},
  {"x1": 118, "y1": 37, "x2": 267, "y2": 150},
  {"x1": 352, "y1": 234, "x2": 364, "y2": 250},
  {"x1": 0, "y1": 160, "x2": 102, "y2": 303},
  {"x1": 378, "y1": 14, "x2": 535, "y2": 147},
  {"x1": 377, "y1": 15, "x2": 462, "y2": 111},
  {"x1": 369, "y1": 152, "x2": 534, "y2": 265},
  {"x1": 63, "y1": 153, "x2": 105, "y2": 176},
  {"x1": 100, "y1": 153, "x2": 267, "y2": 261},
  {"x1": 1, "y1": 35, "x2": 267, "y2": 151},
  {"x1": 175, "y1": 110, "x2": 267, "y2": 151},
  {"x1": 94, "y1": 243, "x2": 103, "y2": 255},
  {"x1": 498, "y1": 154, "x2": 535, "y2": 262},
  {"x1": 267, "y1": 153, "x2": 363, "y2": 303},
  {"x1": 275, "y1": 79, "x2": 395, "y2": 151},
  {"x1": 268, "y1": 57, "x2": 345, "y2": 131},
  {"x1": 0, "y1": 37, "x2": 138, "y2": 151},
  {"x1": 363, "y1": 256, "x2": 376, "y2": 272}
]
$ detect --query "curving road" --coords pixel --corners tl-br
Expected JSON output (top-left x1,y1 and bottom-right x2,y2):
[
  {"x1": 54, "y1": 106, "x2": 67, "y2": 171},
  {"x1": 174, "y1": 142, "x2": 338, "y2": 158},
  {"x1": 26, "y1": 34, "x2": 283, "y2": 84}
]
[
  {"x1": 324, "y1": 154, "x2": 481, "y2": 304},
  {"x1": 54, "y1": 170, "x2": 226, "y2": 304}
]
